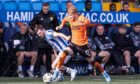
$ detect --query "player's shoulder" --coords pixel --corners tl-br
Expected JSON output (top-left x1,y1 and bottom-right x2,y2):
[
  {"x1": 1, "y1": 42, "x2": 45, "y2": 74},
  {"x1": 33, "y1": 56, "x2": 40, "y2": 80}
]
[
  {"x1": 63, "y1": 16, "x2": 71, "y2": 22},
  {"x1": 78, "y1": 14, "x2": 88, "y2": 22}
]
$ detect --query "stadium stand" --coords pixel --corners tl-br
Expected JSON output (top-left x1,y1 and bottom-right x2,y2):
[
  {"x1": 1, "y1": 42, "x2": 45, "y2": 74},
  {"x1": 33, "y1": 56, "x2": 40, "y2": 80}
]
[
  {"x1": 60, "y1": 1, "x2": 67, "y2": 11},
  {"x1": 0, "y1": 1, "x2": 3, "y2": 10},
  {"x1": 4, "y1": 1, "x2": 17, "y2": 11},
  {"x1": 92, "y1": 2, "x2": 102, "y2": 11},
  {"x1": 42, "y1": 0, "x2": 56, "y2": 2},
  {"x1": 75, "y1": 1, "x2": 85, "y2": 11},
  {"x1": 49, "y1": 1, "x2": 60, "y2": 12},
  {"x1": 32, "y1": 1, "x2": 42, "y2": 11},
  {"x1": 18, "y1": 1, "x2": 32, "y2": 10},
  {"x1": 103, "y1": 2, "x2": 140, "y2": 12}
]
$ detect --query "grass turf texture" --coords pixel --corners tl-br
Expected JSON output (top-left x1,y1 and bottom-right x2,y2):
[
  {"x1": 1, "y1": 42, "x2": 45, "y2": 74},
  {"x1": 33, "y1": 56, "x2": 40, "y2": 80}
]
[{"x1": 0, "y1": 75, "x2": 140, "y2": 84}]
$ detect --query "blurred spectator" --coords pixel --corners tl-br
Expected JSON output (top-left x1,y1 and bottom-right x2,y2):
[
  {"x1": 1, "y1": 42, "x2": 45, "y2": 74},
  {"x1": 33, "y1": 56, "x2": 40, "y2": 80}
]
[
  {"x1": 88, "y1": 37, "x2": 110, "y2": 69},
  {"x1": 129, "y1": 22, "x2": 140, "y2": 72},
  {"x1": 11, "y1": 23, "x2": 37, "y2": 78},
  {"x1": 94, "y1": 25, "x2": 124, "y2": 67},
  {"x1": 109, "y1": 3, "x2": 117, "y2": 11},
  {"x1": 30, "y1": 2, "x2": 59, "y2": 31},
  {"x1": 30, "y1": 2, "x2": 59, "y2": 73},
  {"x1": 83, "y1": 0, "x2": 92, "y2": 11},
  {"x1": 0, "y1": 21, "x2": 3, "y2": 76},
  {"x1": 134, "y1": 0, "x2": 140, "y2": 7},
  {"x1": 112, "y1": 25, "x2": 133, "y2": 73},
  {"x1": 119, "y1": 2, "x2": 130, "y2": 12},
  {"x1": 112, "y1": 0, "x2": 119, "y2": 2},
  {"x1": 104, "y1": 3, "x2": 117, "y2": 33},
  {"x1": 119, "y1": 2, "x2": 132, "y2": 27}
]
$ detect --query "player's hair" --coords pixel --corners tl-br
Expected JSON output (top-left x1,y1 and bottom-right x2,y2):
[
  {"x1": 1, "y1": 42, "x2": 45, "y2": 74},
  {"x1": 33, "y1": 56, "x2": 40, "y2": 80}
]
[
  {"x1": 17, "y1": 22, "x2": 28, "y2": 27},
  {"x1": 42, "y1": 2, "x2": 50, "y2": 7},
  {"x1": 109, "y1": 3, "x2": 116, "y2": 7},
  {"x1": 85, "y1": 0, "x2": 91, "y2": 5},
  {"x1": 133, "y1": 22, "x2": 140, "y2": 27},
  {"x1": 97, "y1": 24, "x2": 104, "y2": 27},
  {"x1": 66, "y1": 1, "x2": 73, "y2": 5},
  {"x1": 67, "y1": 6, "x2": 78, "y2": 14},
  {"x1": 118, "y1": 24, "x2": 126, "y2": 29},
  {"x1": 123, "y1": 2, "x2": 129, "y2": 6}
]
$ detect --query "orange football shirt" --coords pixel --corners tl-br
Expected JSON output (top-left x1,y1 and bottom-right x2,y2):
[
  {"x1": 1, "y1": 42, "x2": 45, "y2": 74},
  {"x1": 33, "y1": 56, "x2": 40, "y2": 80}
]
[{"x1": 61, "y1": 15, "x2": 90, "y2": 46}]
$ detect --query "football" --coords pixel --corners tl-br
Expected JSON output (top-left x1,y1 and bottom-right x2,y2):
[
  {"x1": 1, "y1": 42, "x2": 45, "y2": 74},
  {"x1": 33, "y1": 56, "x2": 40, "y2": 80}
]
[{"x1": 43, "y1": 73, "x2": 52, "y2": 83}]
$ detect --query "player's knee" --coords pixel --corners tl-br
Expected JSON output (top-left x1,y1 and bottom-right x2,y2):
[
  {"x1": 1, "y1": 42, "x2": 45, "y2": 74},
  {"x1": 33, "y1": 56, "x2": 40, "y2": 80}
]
[
  {"x1": 63, "y1": 50, "x2": 69, "y2": 55},
  {"x1": 95, "y1": 56, "x2": 103, "y2": 63}
]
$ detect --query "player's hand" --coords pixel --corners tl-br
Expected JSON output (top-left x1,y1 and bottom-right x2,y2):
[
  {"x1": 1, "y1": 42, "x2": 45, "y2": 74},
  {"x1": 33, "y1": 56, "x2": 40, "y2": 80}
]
[
  {"x1": 56, "y1": 26, "x2": 62, "y2": 30},
  {"x1": 66, "y1": 36, "x2": 71, "y2": 41}
]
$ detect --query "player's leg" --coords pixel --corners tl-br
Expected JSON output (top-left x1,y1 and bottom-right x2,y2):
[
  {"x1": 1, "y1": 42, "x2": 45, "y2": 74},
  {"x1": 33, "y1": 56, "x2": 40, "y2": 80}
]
[
  {"x1": 52, "y1": 47, "x2": 73, "y2": 80},
  {"x1": 134, "y1": 50, "x2": 140, "y2": 72},
  {"x1": 16, "y1": 51, "x2": 25, "y2": 78},
  {"x1": 77, "y1": 45, "x2": 111, "y2": 82},
  {"x1": 26, "y1": 51, "x2": 37, "y2": 77},
  {"x1": 52, "y1": 51, "x2": 77, "y2": 81},
  {"x1": 123, "y1": 50, "x2": 131, "y2": 67},
  {"x1": 89, "y1": 51, "x2": 97, "y2": 76},
  {"x1": 98, "y1": 51, "x2": 110, "y2": 68}
]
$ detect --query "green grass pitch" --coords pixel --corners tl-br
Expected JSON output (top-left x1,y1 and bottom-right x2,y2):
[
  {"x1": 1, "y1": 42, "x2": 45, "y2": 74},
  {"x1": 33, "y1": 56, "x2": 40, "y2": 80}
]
[{"x1": 0, "y1": 75, "x2": 140, "y2": 84}]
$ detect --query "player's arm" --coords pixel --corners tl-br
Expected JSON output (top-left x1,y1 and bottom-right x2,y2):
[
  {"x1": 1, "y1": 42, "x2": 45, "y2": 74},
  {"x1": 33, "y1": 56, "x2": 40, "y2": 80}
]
[
  {"x1": 76, "y1": 15, "x2": 90, "y2": 27},
  {"x1": 53, "y1": 32, "x2": 71, "y2": 41},
  {"x1": 82, "y1": 18, "x2": 90, "y2": 26},
  {"x1": 53, "y1": 48, "x2": 58, "y2": 57},
  {"x1": 56, "y1": 18, "x2": 67, "y2": 30}
]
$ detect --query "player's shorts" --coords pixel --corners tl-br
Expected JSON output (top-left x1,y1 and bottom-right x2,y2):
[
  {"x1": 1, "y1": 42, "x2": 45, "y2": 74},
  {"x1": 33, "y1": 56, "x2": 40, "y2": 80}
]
[
  {"x1": 69, "y1": 42, "x2": 91, "y2": 58},
  {"x1": 131, "y1": 49, "x2": 140, "y2": 56}
]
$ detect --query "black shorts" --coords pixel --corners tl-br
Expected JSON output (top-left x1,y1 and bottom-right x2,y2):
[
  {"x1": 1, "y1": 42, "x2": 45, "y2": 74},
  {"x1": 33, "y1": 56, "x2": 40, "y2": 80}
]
[
  {"x1": 131, "y1": 49, "x2": 140, "y2": 56},
  {"x1": 69, "y1": 42, "x2": 91, "y2": 58}
]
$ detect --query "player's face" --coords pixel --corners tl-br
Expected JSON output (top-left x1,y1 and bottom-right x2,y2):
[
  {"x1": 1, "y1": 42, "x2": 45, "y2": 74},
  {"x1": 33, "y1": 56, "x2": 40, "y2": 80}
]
[
  {"x1": 110, "y1": 5, "x2": 116, "y2": 11},
  {"x1": 134, "y1": 25, "x2": 140, "y2": 33},
  {"x1": 68, "y1": 10, "x2": 75, "y2": 19},
  {"x1": 96, "y1": 26, "x2": 104, "y2": 35},
  {"x1": 85, "y1": 2, "x2": 92, "y2": 11},
  {"x1": 123, "y1": 4, "x2": 129, "y2": 11},
  {"x1": 42, "y1": 6, "x2": 49, "y2": 14},
  {"x1": 37, "y1": 29, "x2": 45, "y2": 38},
  {"x1": 66, "y1": 2, "x2": 73, "y2": 9},
  {"x1": 20, "y1": 25, "x2": 27, "y2": 34},
  {"x1": 118, "y1": 28, "x2": 126, "y2": 35}
]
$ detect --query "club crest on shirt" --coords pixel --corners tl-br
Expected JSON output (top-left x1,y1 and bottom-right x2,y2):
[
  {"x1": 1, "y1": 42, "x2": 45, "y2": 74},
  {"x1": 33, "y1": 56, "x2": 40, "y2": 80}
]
[
  {"x1": 105, "y1": 37, "x2": 109, "y2": 39},
  {"x1": 50, "y1": 17, "x2": 53, "y2": 21},
  {"x1": 71, "y1": 26, "x2": 80, "y2": 30},
  {"x1": 40, "y1": 18, "x2": 43, "y2": 21}
]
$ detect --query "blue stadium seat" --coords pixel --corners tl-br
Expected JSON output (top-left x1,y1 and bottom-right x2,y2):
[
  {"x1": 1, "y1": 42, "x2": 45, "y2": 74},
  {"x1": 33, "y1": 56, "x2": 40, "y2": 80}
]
[
  {"x1": 49, "y1": 2, "x2": 60, "y2": 12},
  {"x1": 19, "y1": 1, "x2": 32, "y2": 10},
  {"x1": 4, "y1": 1, "x2": 17, "y2": 11},
  {"x1": 13, "y1": 0, "x2": 27, "y2": 2},
  {"x1": 108, "y1": 27, "x2": 133, "y2": 38},
  {"x1": 108, "y1": 27, "x2": 118, "y2": 38},
  {"x1": 60, "y1": 1, "x2": 67, "y2": 11},
  {"x1": 0, "y1": 1, "x2": 3, "y2": 10},
  {"x1": 1, "y1": 0, "x2": 12, "y2": 3},
  {"x1": 92, "y1": 2, "x2": 102, "y2": 11},
  {"x1": 42, "y1": 0, "x2": 55, "y2": 2},
  {"x1": 91, "y1": 0, "x2": 97, "y2": 1},
  {"x1": 75, "y1": 1, "x2": 84, "y2": 11},
  {"x1": 71, "y1": 0, "x2": 83, "y2": 3},
  {"x1": 27, "y1": 0, "x2": 42, "y2": 2},
  {"x1": 32, "y1": 1, "x2": 42, "y2": 11},
  {"x1": 56, "y1": 0, "x2": 68, "y2": 2}
]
